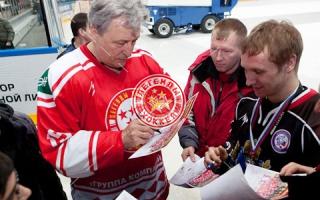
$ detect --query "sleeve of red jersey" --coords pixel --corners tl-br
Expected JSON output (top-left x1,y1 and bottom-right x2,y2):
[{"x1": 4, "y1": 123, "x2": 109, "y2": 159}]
[{"x1": 37, "y1": 67, "x2": 124, "y2": 178}]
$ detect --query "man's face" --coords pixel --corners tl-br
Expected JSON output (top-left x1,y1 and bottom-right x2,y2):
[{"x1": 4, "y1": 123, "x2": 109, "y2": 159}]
[
  {"x1": 2, "y1": 171, "x2": 31, "y2": 200},
  {"x1": 241, "y1": 49, "x2": 288, "y2": 100},
  {"x1": 210, "y1": 31, "x2": 242, "y2": 74},
  {"x1": 91, "y1": 17, "x2": 140, "y2": 70},
  {"x1": 2, "y1": 172, "x2": 16, "y2": 200}
]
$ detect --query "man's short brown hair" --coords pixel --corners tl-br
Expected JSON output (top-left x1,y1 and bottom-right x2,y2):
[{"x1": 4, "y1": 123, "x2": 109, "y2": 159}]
[
  {"x1": 242, "y1": 20, "x2": 303, "y2": 71},
  {"x1": 213, "y1": 18, "x2": 247, "y2": 48}
]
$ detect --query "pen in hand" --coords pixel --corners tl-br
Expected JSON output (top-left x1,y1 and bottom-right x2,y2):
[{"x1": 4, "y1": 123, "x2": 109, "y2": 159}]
[{"x1": 207, "y1": 158, "x2": 232, "y2": 173}]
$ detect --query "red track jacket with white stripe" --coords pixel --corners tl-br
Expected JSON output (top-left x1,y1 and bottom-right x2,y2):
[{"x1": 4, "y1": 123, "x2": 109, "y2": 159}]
[{"x1": 178, "y1": 50, "x2": 253, "y2": 156}]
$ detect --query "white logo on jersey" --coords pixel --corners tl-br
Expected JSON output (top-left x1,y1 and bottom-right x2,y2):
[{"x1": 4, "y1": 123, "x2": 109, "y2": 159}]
[
  {"x1": 239, "y1": 113, "x2": 248, "y2": 126},
  {"x1": 38, "y1": 76, "x2": 48, "y2": 87}
]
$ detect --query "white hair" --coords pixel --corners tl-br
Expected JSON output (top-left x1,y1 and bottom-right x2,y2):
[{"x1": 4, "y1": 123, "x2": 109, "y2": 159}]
[{"x1": 88, "y1": 0, "x2": 148, "y2": 34}]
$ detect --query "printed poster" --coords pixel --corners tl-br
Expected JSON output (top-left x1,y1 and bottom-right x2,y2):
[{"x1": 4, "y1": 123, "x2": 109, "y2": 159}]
[
  {"x1": 129, "y1": 93, "x2": 198, "y2": 159},
  {"x1": 170, "y1": 155, "x2": 219, "y2": 188},
  {"x1": 200, "y1": 164, "x2": 288, "y2": 200}
]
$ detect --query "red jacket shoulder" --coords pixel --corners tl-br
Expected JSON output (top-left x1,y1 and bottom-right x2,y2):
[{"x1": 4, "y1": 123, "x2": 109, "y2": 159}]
[{"x1": 188, "y1": 50, "x2": 211, "y2": 71}]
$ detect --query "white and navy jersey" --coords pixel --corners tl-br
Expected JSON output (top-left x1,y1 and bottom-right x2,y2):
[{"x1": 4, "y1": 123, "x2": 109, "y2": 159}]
[{"x1": 229, "y1": 85, "x2": 320, "y2": 172}]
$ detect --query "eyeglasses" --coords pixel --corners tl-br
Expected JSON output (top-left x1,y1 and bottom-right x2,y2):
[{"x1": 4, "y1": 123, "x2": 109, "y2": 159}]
[{"x1": 210, "y1": 48, "x2": 233, "y2": 58}]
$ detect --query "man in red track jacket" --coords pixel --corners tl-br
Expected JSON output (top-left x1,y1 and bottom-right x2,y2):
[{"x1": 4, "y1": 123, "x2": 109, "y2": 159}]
[{"x1": 178, "y1": 18, "x2": 253, "y2": 160}]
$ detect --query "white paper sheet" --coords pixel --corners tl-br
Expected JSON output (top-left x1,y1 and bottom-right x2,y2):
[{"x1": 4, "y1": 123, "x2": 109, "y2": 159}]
[
  {"x1": 115, "y1": 190, "x2": 137, "y2": 200},
  {"x1": 200, "y1": 164, "x2": 288, "y2": 200},
  {"x1": 201, "y1": 164, "x2": 261, "y2": 200},
  {"x1": 170, "y1": 156, "x2": 219, "y2": 188},
  {"x1": 129, "y1": 118, "x2": 185, "y2": 159},
  {"x1": 244, "y1": 164, "x2": 288, "y2": 199},
  {"x1": 129, "y1": 93, "x2": 198, "y2": 159}
]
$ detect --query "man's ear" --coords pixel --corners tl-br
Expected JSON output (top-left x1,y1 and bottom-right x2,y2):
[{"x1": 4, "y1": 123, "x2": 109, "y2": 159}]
[
  {"x1": 79, "y1": 28, "x2": 88, "y2": 37},
  {"x1": 88, "y1": 26, "x2": 98, "y2": 36},
  {"x1": 78, "y1": 28, "x2": 84, "y2": 35},
  {"x1": 80, "y1": 27, "x2": 95, "y2": 41},
  {"x1": 285, "y1": 54, "x2": 297, "y2": 73}
]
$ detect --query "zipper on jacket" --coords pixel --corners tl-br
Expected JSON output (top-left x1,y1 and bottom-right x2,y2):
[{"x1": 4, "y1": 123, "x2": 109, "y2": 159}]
[{"x1": 216, "y1": 83, "x2": 223, "y2": 111}]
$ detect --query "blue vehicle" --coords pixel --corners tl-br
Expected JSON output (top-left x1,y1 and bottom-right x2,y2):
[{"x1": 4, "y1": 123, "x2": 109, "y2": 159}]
[{"x1": 146, "y1": 0, "x2": 238, "y2": 38}]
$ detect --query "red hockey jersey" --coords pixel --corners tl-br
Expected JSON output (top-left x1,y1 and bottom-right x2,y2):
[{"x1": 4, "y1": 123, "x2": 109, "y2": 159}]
[{"x1": 37, "y1": 45, "x2": 169, "y2": 199}]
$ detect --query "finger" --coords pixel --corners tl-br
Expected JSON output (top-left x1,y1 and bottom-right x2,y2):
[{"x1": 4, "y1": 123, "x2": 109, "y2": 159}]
[
  {"x1": 189, "y1": 148, "x2": 196, "y2": 162},
  {"x1": 133, "y1": 119, "x2": 156, "y2": 135},
  {"x1": 133, "y1": 136, "x2": 150, "y2": 146},
  {"x1": 279, "y1": 167, "x2": 286, "y2": 176},
  {"x1": 280, "y1": 164, "x2": 290, "y2": 176},
  {"x1": 204, "y1": 151, "x2": 216, "y2": 166},
  {"x1": 217, "y1": 146, "x2": 228, "y2": 160},
  {"x1": 208, "y1": 147, "x2": 222, "y2": 164},
  {"x1": 134, "y1": 132, "x2": 152, "y2": 142},
  {"x1": 134, "y1": 124, "x2": 154, "y2": 135},
  {"x1": 181, "y1": 150, "x2": 188, "y2": 161},
  {"x1": 280, "y1": 162, "x2": 295, "y2": 176}
]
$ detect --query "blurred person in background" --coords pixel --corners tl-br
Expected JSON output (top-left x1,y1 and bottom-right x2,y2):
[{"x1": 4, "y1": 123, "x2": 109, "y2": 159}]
[
  {"x1": 0, "y1": 151, "x2": 31, "y2": 200},
  {"x1": 0, "y1": 102, "x2": 67, "y2": 200},
  {"x1": 57, "y1": 12, "x2": 90, "y2": 59},
  {"x1": 0, "y1": 17, "x2": 14, "y2": 49}
]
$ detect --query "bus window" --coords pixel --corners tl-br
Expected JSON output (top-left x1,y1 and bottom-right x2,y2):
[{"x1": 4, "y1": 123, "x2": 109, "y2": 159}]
[
  {"x1": 43, "y1": 0, "x2": 92, "y2": 50},
  {"x1": 54, "y1": 0, "x2": 91, "y2": 46},
  {"x1": 0, "y1": 0, "x2": 91, "y2": 50},
  {"x1": 0, "y1": 0, "x2": 49, "y2": 49},
  {"x1": 0, "y1": 0, "x2": 92, "y2": 119}
]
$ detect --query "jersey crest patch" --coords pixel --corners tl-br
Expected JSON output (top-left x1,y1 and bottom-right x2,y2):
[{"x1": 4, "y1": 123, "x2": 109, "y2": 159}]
[
  {"x1": 105, "y1": 88, "x2": 137, "y2": 131},
  {"x1": 271, "y1": 129, "x2": 291, "y2": 154}
]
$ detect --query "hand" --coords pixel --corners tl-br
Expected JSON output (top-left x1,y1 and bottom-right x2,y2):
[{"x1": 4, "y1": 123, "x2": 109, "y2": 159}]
[
  {"x1": 5, "y1": 41, "x2": 11, "y2": 46},
  {"x1": 204, "y1": 146, "x2": 228, "y2": 167},
  {"x1": 181, "y1": 146, "x2": 196, "y2": 162},
  {"x1": 121, "y1": 119, "x2": 154, "y2": 150},
  {"x1": 280, "y1": 162, "x2": 316, "y2": 176}
]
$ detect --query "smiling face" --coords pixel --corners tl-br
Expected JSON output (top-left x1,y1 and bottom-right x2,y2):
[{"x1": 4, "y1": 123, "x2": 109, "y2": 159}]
[
  {"x1": 241, "y1": 20, "x2": 303, "y2": 102},
  {"x1": 210, "y1": 31, "x2": 242, "y2": 74},
  {"x1": 88, "y1": 17, "x2": 140, "y2": 70},
  {"x1": 241, "y1": 48, "x2": 297, "y2": 102}
]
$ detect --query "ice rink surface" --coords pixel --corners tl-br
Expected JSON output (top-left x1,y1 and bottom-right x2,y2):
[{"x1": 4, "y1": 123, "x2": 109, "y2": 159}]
[{"x1": 60, "y1": 0, "x2": 320, "y2": 199}]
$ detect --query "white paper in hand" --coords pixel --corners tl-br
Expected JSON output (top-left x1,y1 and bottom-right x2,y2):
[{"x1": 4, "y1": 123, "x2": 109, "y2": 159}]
[
  {"x1": 170, "y1": 156, "x2": 219, "y2": 188},
  {"x1": 201, "y1": 164, "x2": 264, "y2": 200},
  {"x1": 200, "y1": 164, "x2": 288, "y2": 200},
  {"x1": 244, "y1": 164, "x2": 288, "y2": 199},
  {"x1": 115, "y1": 190, "x2": 137, "y2": 200},
  {"x1": 129, "y1": 93, "x2": 199, "y2": 159}
]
